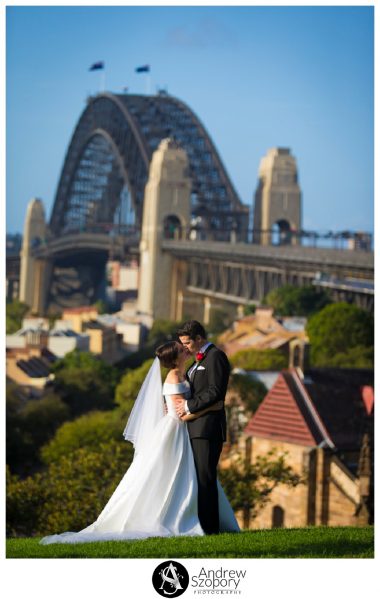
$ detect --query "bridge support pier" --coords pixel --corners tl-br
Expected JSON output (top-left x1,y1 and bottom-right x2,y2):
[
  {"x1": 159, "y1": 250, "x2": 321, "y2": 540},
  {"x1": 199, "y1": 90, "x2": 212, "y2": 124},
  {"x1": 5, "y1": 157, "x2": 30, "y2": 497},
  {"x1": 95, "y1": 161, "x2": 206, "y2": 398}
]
[
  {"x1": 31, "y1": 258, "x2": 52, "y2": 315},
  {"x1": 137, "y1": 139, "x2": 192, "y2": 322},
  {"x1": 19, "y1": 198, "x2": 49, "y2": 314}
]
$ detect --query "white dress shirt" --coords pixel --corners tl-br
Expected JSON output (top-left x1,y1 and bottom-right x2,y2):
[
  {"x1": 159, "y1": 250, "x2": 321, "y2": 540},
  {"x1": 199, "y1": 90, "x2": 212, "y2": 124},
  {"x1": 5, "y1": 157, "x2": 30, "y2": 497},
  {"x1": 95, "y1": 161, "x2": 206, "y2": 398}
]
[{"x1": 185, "y1": 342, "x2": 212, "y2": 414}]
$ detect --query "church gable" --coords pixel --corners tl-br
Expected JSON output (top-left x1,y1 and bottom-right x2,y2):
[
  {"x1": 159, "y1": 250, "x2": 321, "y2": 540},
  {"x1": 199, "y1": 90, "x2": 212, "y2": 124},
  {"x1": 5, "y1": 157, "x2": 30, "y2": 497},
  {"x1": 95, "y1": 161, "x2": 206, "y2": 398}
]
[{"x1": 244, "y1": 372, "x2": 318, "y2": 446}]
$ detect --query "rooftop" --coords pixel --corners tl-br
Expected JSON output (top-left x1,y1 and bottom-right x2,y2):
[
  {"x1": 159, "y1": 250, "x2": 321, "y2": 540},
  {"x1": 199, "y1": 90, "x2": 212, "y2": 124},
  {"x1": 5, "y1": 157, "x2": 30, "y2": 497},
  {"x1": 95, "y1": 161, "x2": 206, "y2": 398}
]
[
  {"x1": 245, "y1": 368, "x2": 374, "y2": 452},
  {"x1": 62, "y1": 306, "x2": 98, "y2": 314}
]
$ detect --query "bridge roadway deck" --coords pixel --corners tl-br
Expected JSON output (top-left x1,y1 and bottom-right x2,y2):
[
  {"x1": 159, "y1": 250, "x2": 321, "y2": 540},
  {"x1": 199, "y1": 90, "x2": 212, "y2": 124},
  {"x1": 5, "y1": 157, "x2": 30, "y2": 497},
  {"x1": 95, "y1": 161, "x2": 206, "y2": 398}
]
[
  {"x1": 32, "y1": 232, "x2": 139, "y2": 258},
  {"x1": 32, "y1": 234, "x2": 373, "y2": 277},
  {"x1": 161, "y1": 240, "x2": 373, "y2": 277}
]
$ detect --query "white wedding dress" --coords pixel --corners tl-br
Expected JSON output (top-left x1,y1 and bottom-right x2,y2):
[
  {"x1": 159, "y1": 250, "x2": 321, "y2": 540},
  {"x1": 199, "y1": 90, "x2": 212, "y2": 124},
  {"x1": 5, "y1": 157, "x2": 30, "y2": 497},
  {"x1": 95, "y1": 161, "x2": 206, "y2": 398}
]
[{"x1": 40, "y1": 380, "x2": 239, "y2": 544}]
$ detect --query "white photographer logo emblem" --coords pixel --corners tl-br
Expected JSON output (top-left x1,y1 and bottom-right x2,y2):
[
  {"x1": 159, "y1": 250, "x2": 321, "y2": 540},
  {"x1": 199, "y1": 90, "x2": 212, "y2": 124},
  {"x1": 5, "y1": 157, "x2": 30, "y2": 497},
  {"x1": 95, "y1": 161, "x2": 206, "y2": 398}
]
[{"x1": 152, "y1": 560, "x2": 189, "y2": 597}]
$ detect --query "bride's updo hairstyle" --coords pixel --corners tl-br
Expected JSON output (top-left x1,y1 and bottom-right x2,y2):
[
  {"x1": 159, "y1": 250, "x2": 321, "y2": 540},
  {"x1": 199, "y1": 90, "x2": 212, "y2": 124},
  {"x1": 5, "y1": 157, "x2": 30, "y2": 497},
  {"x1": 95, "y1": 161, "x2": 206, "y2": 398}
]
[{"x1": 155, "y1": 341, "x2": 180, "y2": 369}]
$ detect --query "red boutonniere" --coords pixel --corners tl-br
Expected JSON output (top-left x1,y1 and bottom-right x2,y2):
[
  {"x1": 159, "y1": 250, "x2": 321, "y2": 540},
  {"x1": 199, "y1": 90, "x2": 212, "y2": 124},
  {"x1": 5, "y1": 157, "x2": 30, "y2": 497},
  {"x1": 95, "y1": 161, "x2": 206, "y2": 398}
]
[{"x1": 196, "y1": 352, "x2": 205, "y2": 362}]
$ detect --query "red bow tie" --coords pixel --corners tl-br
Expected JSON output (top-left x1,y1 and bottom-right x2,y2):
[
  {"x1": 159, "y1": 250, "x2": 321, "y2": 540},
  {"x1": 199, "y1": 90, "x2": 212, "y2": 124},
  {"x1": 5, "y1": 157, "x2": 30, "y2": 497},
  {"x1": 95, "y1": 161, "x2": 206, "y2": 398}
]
[{"x1": 196, "y1": 351, "x2": 205, "y2": 362}]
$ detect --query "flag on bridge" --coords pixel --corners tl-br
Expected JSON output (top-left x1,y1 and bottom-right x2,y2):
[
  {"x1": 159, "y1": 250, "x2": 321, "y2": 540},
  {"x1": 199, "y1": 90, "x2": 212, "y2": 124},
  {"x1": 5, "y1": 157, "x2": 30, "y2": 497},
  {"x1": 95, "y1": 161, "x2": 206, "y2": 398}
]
[
  {"x1": 135, "y1": 64, "x2": 150, "y2": 73},
  {"x1": 89, "y1": 61, "x2": 105, "y2": 71}
]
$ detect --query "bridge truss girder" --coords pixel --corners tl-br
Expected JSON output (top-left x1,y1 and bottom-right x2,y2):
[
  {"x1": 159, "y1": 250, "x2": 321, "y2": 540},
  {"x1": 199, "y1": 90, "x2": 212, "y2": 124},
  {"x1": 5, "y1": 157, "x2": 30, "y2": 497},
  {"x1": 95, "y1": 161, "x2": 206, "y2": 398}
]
[
  {"x1": 50, "y1": 93, "x2": 249, "y2": 240},
  {"x1": 185, "y1": 259, "x2": 373, "y2": 311}
]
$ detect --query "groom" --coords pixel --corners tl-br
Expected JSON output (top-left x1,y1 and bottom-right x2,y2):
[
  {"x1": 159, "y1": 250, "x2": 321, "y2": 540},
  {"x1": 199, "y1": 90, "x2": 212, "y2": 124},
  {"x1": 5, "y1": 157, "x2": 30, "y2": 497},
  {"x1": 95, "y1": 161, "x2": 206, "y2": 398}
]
[{"x1": 175, "y1": 320, "x2": 230, "y2": 535}]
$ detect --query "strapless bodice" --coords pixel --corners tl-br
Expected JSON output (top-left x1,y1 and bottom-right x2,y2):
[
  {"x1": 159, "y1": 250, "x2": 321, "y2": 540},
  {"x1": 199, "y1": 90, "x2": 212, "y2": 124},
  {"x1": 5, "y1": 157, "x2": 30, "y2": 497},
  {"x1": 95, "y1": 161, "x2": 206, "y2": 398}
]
[{"x1": 162, "y1": 381, "x2": 191, "y2": 419}]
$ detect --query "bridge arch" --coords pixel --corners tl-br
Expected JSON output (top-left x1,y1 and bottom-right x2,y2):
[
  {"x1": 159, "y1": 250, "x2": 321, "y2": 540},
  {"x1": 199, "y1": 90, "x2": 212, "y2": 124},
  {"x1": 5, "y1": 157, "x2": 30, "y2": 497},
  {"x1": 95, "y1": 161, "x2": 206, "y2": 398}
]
[{"x1": 50, "y1": 92, "x2": 249, "y2": 240}]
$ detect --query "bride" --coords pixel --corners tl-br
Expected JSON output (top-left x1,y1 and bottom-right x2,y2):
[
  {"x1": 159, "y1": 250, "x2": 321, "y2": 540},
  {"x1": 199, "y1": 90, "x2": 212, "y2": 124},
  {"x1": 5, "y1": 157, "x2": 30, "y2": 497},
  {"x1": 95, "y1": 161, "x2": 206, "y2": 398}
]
[{"x1": 40, "y1": 340, "x2": 239, "y2": 544}]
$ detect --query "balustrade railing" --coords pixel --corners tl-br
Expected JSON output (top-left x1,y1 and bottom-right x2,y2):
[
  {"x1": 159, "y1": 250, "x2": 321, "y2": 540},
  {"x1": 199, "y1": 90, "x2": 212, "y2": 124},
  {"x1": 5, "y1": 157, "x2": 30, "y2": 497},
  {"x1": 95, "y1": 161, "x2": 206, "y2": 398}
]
[{"x1": 29, "y1": 223, "x2": 373, "y2": 253}]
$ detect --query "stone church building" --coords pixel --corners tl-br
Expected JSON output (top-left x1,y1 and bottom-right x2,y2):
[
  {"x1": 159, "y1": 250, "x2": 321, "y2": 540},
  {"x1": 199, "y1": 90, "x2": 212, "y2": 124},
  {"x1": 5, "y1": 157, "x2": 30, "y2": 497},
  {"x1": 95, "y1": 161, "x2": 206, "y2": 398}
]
[{"x1": 240, "y1": 367, "x2": 373, "y2": 529}]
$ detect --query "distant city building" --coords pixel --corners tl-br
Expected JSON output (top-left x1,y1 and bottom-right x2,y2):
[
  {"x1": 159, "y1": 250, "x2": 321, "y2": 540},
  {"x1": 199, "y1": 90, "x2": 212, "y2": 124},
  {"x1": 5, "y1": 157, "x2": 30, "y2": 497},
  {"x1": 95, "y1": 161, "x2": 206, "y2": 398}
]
[
  {"x1": 347, "y1": 232, "x2": 372, "y2": 252},
  {"x1": 97, "y1": 314, "x2": 143, "y2": 353},
  {"x1": 253, "y1": 148, "x2": 301, "y2": 246},
  {"x1": 6, "y1": 233, "x2": 22, "y2": 302},
  {"x1": 47, "y1": 327, "x2": 90, "y2": 358},
  {"x1": 22, "y1": 317, "x2": 49, "y2": 330},
  {"x1": 6, "y1": 326, "x2": 49, "y2": 350},
  {"x1": 107, "y1": 260, "x2": 139, "y2": 291},
  {"x1": 6, "y1": 346, "x2": 56, "y2": 389},
  {"x1": 6, "y1": 233, "x2": 22, "y2": 256},
  {"x1": 62, "y1": 306, "x2": 99, "y2": 333},
  {"x1": 82, "y1": 320, "x2": 124, "y2": 365},
  {"x1": 6, "y1": 318, "x2": 90, "y2": 358},
  {"x1": 218, "y1": 307, "x2": 308, "y2": 358}
]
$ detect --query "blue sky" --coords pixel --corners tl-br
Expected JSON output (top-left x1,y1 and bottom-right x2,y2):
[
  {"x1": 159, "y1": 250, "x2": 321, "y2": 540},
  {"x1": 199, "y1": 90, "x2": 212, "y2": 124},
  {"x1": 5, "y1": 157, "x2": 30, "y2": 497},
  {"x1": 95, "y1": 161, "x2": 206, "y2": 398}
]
[{"x1": 6, "y1": 5, "x2": 374, "y2": 235}]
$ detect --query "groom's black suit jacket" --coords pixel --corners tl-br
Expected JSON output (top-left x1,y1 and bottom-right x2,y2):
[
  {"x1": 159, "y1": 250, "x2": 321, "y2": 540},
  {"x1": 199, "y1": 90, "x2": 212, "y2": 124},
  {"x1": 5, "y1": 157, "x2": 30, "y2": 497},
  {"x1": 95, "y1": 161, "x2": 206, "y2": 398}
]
[{"x1": 186, "y1": 344, "x2": 230, "y2": 442}]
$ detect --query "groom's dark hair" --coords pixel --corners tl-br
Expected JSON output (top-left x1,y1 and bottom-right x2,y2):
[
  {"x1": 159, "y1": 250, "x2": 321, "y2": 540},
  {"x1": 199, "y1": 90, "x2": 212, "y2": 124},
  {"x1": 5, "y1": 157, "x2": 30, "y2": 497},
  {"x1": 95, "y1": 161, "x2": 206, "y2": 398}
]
[{"x1": 177, "y1": 320, "x2": 207, "y2": 340}]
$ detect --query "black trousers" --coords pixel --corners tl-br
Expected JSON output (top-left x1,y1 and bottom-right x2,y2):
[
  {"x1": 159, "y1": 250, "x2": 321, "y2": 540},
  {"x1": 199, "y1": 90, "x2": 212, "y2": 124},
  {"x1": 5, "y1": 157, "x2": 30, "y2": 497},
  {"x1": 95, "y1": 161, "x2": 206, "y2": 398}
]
[{"x1": 190, "y1": 438, "x2": 223, "y2": 535}]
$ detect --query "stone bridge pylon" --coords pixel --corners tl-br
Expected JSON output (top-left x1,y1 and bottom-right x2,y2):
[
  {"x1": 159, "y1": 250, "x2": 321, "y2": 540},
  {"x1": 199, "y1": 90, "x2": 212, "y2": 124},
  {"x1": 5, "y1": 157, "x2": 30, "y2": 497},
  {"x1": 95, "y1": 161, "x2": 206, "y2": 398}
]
[{"x1": 137, "y1": 138, "x2": 192, "y2": 323}]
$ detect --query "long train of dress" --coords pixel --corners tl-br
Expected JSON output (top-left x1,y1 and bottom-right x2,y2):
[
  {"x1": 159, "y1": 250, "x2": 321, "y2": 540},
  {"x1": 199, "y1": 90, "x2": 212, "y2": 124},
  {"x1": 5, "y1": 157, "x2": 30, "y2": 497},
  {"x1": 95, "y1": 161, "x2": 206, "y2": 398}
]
[{"x1": 40, "y1": 381, "x2": 239, "y2": 544}]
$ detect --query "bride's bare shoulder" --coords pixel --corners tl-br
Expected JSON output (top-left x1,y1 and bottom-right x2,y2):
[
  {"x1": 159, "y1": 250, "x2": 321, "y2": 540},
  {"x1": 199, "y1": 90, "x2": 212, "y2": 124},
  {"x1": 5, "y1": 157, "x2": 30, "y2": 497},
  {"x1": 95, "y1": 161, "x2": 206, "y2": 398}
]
[{"x1": 165, "y1": 369, "x2": 180, "y2": 384}]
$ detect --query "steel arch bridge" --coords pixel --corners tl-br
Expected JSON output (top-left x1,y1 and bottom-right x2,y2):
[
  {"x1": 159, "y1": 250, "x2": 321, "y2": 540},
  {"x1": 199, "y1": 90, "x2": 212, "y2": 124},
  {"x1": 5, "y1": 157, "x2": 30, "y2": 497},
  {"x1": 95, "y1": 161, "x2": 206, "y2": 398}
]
[{"x1": 49, "y1": 92, "x2": 249, "y2": 240}]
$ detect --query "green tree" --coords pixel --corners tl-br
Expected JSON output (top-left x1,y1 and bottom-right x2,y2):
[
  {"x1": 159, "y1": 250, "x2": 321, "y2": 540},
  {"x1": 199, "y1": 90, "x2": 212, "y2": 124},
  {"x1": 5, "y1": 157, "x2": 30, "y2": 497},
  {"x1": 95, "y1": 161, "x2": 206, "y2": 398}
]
[
  {"x1": 6, "y1": 384, "x2": 70, "y2": 474},
  {"x1": 327, "y1": 345, "x2": 374, "y2": 368},
  {"x1": 264, "y1": 285, "x2": 331, "y2": 316},
  {"x1": 6, "y1": 465, "x2": 45, "y2": 537},
  {"x1": 116, "y1": 320, "x2": 181, "y2": 372},
  {"x1": 6, "y1": 440, "x2": 134, "y2": 537},
  {"x1": 147, "y1": 319, "x2": 181, "y2": 346},
  {"x1": 218, "y1": 451, "x2": 303, "y2": 524},
  {"x1": 208, "y1": 309, "x2": 233, "y2": 335},
  {"x1": 243, "y1": 304, "x2": 256, "y2": 316},
  {"x1": 6, "y1": 300, "x2": 29, "y2": 333},
  {"x1": 115, "y1": 359, "x2": 155, "y2": 408},
  {"x1": 40, "y1": 409, "x2": 126, "y2": 464},
  {"x1": 306, "y1": 302, "x2": 374, "y2": 367},
  {"x1": 47, "y1": 311, "x2": 62, "y2": 329},
  {"x1": 52, "y1": 351, "x2": 118, "y2": 416},
  {"x1": 230, "y1": 348, "x2": 288, "y2": 371},
  {"x1": 94, "y1": 299, "x2": 108, "y2": 314},
  {"x1": 228, "y1": 373, "x2": 267, "y2": 413}
]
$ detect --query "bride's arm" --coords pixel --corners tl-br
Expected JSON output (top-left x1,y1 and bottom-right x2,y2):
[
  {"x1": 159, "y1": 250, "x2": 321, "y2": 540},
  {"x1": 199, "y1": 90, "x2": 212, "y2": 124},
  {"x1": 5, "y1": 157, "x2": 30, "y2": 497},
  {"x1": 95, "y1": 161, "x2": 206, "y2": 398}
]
[
  {"x1": 180, "y1": 400, "x2": 224, "y2": 421},
  {"x1": 169, "y1": 393, "x2": 222, "y2": 420}
]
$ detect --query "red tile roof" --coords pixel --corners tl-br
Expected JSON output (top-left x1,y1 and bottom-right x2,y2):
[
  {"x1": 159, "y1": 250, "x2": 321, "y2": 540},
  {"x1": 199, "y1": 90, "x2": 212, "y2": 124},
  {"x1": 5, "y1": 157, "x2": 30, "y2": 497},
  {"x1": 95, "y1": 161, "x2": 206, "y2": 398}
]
[
  {"x1": 244, "y1": 371, "x2": 319, "y2": 446},
  {"x1": 245, "y1": 368, "x2": 373, "y2": 451}
]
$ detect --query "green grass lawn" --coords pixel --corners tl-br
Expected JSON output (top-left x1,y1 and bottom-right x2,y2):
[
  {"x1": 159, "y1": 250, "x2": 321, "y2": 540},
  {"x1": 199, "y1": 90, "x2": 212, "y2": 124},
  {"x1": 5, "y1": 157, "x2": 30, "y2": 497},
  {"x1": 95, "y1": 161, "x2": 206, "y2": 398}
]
[{"x1": 6, "y1": 526, "x2": 374, "y2": 559}]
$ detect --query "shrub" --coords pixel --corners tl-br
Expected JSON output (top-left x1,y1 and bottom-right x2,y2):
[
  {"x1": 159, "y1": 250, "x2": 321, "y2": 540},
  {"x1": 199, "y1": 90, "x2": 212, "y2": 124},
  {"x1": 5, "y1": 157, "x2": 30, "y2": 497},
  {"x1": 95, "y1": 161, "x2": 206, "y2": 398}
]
[
  {"x1": 322, "y1": 345, "x2": 374, "y2": 369},
  {"x1": 52, "y1": 351, "x2": 118, "y2": 416},
  {"x1": 6, "y1": 386, "x2": 70, "y2": 474},
  {"x1": 115, "y1": 359, "x2": 155, "y2": 408},
  {"x1": 6, "y1": 300, "x2": 29, "y2": 333},
  {"x1": 40, "y1": 409, "x2": 127, "y2": 464},
  {"x1": 147, "y1": 319, "x2": 182, "y2": 346},
  {"x1": 230, "y1": 348, "x2": 288, "y2": 371},
  {"x1": 264, "y1": 285, "x2": 331, "y2": 317},
  {"x1": 7, "y1": 440, "x2": 134, "y2": 537},
  {"x1": 228, "y1": 373, "x2": 267, "y2": 413},
  {"x1": 218, "y1": 450, "x2": 303, "y2": 519},
  {"x1": 306, "y1": 302, "x2": 373, "y2": 367}
]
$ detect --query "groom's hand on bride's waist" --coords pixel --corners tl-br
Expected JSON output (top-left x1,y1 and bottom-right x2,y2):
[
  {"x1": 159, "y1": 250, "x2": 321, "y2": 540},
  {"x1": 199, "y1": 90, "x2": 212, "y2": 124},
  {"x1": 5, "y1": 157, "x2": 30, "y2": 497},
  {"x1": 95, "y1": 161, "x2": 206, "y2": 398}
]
[{"x1": 174, "y1": 398, "x2": 187, "y2": 417}]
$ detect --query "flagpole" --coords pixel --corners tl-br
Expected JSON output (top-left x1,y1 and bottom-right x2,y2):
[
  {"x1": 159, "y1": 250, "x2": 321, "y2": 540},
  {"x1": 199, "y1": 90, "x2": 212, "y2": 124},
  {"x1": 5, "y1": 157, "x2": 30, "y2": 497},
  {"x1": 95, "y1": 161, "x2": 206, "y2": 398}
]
[
  {"x1": 101, "y1": 68, "x2": 106, "y2": 93},
  {"x1": 146, "y1": 73, "x2": 151, "y2": 95}
]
